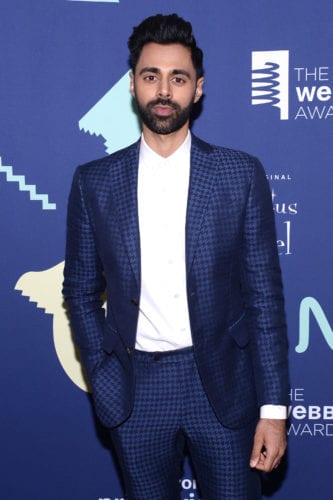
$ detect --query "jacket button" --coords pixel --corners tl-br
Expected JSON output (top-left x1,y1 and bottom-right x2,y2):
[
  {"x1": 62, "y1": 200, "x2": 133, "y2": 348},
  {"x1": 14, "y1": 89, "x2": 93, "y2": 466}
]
[
  {"x1": 131, "y1": 298, "x2": 139, "y2": 306},
  {"x1": 127, "y1": 347, "x2": 132, "y2": 355}
]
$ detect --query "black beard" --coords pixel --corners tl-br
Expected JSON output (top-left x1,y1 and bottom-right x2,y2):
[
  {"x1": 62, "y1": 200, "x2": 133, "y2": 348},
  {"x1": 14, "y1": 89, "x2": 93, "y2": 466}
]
[{"x1": 135, "y1": 97, "x2": 194, "y2": 135}]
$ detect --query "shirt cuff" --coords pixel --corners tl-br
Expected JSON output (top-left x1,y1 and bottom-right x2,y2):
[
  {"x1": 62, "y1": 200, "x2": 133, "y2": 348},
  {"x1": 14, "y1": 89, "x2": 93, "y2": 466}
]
[{"x1": 260, "y1": 405, "x2": 287, "y2": 419}]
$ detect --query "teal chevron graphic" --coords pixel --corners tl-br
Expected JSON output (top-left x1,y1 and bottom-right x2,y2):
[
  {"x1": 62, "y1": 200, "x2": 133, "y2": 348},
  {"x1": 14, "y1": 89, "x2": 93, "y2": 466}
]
[
  {"x1": 79, "y1": 71, "x2": 141, "y2": 154},
  {"x1": 0, "y1": 158, "x2": 56, "y2": 210}
]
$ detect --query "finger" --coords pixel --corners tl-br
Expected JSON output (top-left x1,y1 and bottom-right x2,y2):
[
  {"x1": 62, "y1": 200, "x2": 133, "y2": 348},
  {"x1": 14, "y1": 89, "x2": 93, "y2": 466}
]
[
  {"x1": 255, "y1": 450, "x2": 277, "y2": 472},
  {"x1": 249, "y1": 438, "x2": 264, "y2": 468},
  {"x1": 258, "y1": 451, "x2": 266, "y2": 466},
  {"x1": 272, "y1": 453, "x2": 284, "y2": 470}
]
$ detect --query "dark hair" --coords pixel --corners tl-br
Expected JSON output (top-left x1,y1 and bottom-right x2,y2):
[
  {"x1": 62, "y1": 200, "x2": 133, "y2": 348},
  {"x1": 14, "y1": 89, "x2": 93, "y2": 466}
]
[{"x1": 128, "y1": 13, "x2": 203, "y2": 78}]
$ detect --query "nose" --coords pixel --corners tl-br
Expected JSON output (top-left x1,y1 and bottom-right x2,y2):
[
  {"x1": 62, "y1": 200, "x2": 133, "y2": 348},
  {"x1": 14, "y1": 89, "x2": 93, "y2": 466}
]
[{"x1": 157, "y1": 77, "x2": 171, "y2": 99}]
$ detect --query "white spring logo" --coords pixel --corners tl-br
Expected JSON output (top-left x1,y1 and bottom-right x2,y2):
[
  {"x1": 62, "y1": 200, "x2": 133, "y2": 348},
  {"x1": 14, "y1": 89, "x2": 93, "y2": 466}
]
[{"x1": 251, "y1": 50, "x2": 289, "y2": 120}]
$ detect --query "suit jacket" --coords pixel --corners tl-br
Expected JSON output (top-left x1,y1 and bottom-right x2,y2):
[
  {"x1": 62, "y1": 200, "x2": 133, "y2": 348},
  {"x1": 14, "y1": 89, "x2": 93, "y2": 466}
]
[{"x1": 63, "y1": 134, "x2": 289, "y2": 429}]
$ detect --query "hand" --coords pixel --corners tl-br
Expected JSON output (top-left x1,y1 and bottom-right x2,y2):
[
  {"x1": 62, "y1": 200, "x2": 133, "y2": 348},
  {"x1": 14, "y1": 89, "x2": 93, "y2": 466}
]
[{"x1": 250, "y1": 419, "x2": 287, "y2": 472}]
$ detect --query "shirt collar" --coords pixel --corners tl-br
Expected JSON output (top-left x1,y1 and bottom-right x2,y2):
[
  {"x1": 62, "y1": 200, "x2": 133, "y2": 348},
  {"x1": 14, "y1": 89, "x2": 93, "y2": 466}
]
[{"x1": 139, "y1": 131, "x2": 191, "y2": 166}]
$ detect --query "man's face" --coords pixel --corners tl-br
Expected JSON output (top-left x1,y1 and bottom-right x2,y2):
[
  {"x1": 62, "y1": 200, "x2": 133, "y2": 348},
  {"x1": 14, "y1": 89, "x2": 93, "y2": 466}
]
[{"x1": 130, "y1": 43, "x2": 204, "y2": 135}]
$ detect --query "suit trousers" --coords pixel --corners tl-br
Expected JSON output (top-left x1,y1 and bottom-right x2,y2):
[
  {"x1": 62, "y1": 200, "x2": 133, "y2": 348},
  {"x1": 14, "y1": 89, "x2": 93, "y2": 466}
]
[{"x1": 109, "y1": 347, "x2": 261, "y2": 500}]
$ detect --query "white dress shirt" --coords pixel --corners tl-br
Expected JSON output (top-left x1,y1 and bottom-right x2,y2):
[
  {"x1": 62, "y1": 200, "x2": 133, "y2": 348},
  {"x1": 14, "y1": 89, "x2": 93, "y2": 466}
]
[
  {"x1": 135, "y1": 132, "x2": 286, "y2": 420},
  {"x1": 136, "y1": 132, "x2": 192, "y2": 351}
]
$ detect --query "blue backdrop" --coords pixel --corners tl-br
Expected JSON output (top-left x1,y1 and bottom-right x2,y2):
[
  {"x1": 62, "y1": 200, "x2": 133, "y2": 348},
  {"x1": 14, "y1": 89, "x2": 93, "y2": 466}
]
[{"x1": 1, "y1": 1, "x2": 333, "y2": 499}]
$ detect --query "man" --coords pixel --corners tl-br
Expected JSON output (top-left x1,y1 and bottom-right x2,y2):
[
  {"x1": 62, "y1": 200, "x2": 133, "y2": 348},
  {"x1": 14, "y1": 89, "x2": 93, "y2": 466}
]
[{"x1": 63, "y1": 13, "x2": 289, "y2": 500}]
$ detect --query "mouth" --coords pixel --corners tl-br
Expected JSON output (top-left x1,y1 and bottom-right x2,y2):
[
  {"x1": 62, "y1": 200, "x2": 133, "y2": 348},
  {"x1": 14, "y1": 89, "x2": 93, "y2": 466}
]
[
  {"x1": 152, "y1": 104, "x2": 175, "y2": 117},
  {"x1": 148, "y1": 98, "x2": 178, "y2": 118}
]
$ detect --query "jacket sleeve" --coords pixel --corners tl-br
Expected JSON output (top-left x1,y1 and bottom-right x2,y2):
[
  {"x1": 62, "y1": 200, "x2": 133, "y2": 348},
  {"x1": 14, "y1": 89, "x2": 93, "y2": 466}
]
[
  {"x1": 241, "y1": 158, "x2": 290, "y2": 407},
  {"x1": 62, "y1": 167, "x2": 106, "y2": 378}
]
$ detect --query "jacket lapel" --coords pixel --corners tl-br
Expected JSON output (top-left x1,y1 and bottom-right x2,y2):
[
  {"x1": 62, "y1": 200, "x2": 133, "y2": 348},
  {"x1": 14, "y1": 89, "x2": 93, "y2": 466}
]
[
  {"x1": 186, "y1": 135, "x2": 219, "y2": 275},
  {"x1": 108, "y1": 141, "x2": 141, "y2": 288}
]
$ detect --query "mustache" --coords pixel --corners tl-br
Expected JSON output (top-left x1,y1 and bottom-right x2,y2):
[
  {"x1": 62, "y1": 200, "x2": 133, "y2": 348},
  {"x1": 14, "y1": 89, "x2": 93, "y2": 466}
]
[{"x1": 147, "y1": 98, "x2": 180, "y2": 110}]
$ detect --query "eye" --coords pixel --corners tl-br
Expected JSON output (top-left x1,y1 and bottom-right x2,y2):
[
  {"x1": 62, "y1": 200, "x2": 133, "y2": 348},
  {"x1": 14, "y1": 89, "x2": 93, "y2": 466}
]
[
  {"x1": 143, "y1": 74, "x2": 157, "y2": 82},
  {"x1": 172, "y1": 76, "x2": 186, "y2": 85}
]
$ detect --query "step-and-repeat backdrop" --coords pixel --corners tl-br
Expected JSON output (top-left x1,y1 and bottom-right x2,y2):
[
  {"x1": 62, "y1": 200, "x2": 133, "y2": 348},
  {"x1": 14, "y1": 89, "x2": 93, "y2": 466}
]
[{"x1": 1, "y1": 1, "x2": 332, "y2": 499}]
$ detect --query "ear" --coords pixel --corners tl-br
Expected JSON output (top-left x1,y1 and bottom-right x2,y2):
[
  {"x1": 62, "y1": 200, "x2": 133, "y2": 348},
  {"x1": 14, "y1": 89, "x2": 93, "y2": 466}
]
[
  {"x1": 129, "y1": 71, "x2": 135, "y2": 97},
  {"x1": 194, "y1": 76, "x2": 204, "y2": 103}
]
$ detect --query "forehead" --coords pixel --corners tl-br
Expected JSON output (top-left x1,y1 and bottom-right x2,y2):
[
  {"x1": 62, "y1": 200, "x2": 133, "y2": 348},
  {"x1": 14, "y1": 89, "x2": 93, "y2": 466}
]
[{"x1": 135, "y1": 42, "x2": 195, "y2": 73}]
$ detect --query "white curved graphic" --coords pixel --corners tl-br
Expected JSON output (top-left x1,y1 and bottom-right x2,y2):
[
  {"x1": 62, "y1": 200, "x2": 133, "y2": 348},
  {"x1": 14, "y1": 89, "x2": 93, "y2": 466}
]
[{"x1": 15, "y1": 262, "x2": 90, "y2": 391}]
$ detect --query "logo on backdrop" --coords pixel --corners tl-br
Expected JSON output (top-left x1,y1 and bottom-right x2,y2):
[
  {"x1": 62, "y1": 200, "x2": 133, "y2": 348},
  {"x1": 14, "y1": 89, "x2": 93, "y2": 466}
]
[
  {"x1": 251, "y1": 50, "x2": 333, "y2": 120},
  {"x1": 16, "y1": 72, "x2": 140, "y2": 392},
  {"x1": 296, "y1": 297, "x2": 333, "y2": 353},
  {"x1": 294, "y1": 65, "x2": 333, "y2": 119},
  {"x1": 267, "y1": 172, "x2": 297, "y2": 256},
  {"x1": 98, "y1": 479, "x2": 198, "y2": 500},
  {"x1": 251, "y1": 50, "x2": 289, "y2": 120},
  {"x1": 289, "y1": 387, "x2": 333, "y2": 437}
]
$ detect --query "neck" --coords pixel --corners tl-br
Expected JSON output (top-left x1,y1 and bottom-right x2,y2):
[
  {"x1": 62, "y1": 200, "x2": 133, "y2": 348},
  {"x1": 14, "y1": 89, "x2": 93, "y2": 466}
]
[{"x1": 142, "y1": 123, "x2": 189, "y2": 157}]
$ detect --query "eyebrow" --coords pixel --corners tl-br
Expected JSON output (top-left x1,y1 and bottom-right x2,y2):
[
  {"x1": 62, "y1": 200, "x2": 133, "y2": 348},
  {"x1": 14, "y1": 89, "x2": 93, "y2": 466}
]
[{"x1": 138, "y1": 67, "x2": 192, "y2": 79}]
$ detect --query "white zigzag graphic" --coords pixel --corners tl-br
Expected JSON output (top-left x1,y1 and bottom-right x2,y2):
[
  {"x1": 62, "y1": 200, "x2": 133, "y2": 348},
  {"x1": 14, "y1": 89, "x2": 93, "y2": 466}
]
[{"x1": 0, "y1": 157, "x2": 56, "y2": 210}]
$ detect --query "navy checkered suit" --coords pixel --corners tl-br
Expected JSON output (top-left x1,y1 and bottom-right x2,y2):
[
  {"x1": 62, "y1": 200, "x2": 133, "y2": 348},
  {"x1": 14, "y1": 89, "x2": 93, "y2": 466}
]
[{"x1": 63, "y1": 134, "x2": 289, "y2": 431}]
